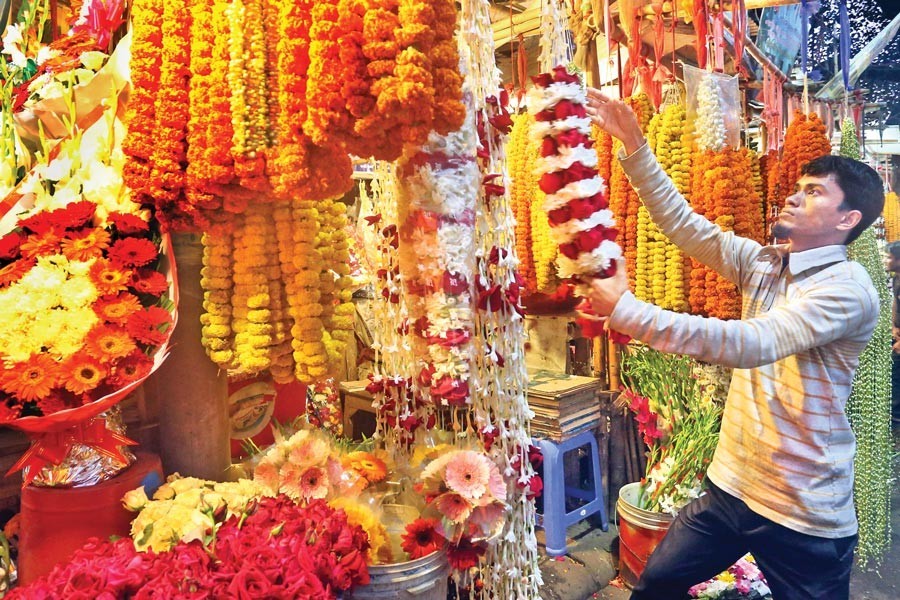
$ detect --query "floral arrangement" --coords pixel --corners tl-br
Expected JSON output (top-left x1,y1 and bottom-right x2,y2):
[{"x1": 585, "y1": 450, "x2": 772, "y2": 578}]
[
  {"x1": 620, "y1": 346, "x2": 727, "y2": 514},
  {"x1": 688, "y1": 554, "x2": 770, "y2": 599},
  {"x1": 14, "y1": 496, "x2": 370, "y2": 599},
  {"x1": 526, "y1": 65, "x2": 625, "y2": 339}
]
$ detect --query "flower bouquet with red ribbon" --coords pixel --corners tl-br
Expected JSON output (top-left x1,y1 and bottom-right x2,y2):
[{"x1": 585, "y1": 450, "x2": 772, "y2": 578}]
[
  {"x1": 526, "y1": 65, "x2": 629, "y2": 343},
  {"x1": 0, "y1": 199, "x2": 177, "y2": 486}
]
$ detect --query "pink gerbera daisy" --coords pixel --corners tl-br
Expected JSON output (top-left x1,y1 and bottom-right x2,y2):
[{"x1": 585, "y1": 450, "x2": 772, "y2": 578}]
[
  {"x1": 444, "y1": 451, "x2": 490, "y2": 500},
  {"x1": 433, "y1": 492, "x2": 473, "y2": 524},
  {"x1": 288, "y1": 436, "x2": 330, "y2": 468},
  {"x1": 297, "y1": 466, "x2": 330, "y2": 500},
  {"x1": 253, "y1": 459, "x2": 280, "y2": 494}
]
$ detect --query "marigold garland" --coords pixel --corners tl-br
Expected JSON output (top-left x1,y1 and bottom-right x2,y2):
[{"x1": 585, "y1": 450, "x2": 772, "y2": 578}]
[
  {"x1": 200, "y1": 227, "x2": 236, "y2": 370},
  {"x1": 508, "y1": 113, "x2": 537, "y2": 293},
  {"x1": 774, "y1": 111, "x2": 831, "y2": 212},
  {"x1": 883, "y1": 191, "x2": 900, "y2": 243}
]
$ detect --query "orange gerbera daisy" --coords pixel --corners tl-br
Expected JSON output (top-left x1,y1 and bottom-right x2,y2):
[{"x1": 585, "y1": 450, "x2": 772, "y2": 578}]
[
  {"x1": 19, "y1": 230, "x2": 62, "y2": 259},
  {"x1": 0, "y1": 354, "x2": 59, "y2": 401},
  {"x1": 89, "y1": 258, "x2": 132, "y2": 295},
  {"x1": 61, "y1": 353, "x2": 108, "y2": 395},
  {"x1": 342, "y1": 451, "x2": 388, "y2": 484},
  {"x1": 61, "y1": 228, "x2": 112, "y2": 261},
  {"x1": 85, "y1": 324, "x2": 137, "y2": 360},
  {"x1": 401, "y1": 517, "x2": 444, "y2": 560},
  {"x1": 0, "y1": 258, "x2": 36, "y2": 288},
  {"x1": 93, "y1": 292, "x2": 143, "y2": 324}
]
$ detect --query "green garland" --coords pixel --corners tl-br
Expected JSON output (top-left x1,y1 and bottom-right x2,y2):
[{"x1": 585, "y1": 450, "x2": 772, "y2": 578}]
[{"x1": 843, "y1": 118, "x2": 893, "y2": 567}]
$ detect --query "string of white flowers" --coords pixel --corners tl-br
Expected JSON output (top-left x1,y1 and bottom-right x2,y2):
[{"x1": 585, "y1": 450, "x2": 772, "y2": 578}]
[
  {"x1": 695, "y1": 73, "x2": 726, "y2": 153},
  {"x1": 459, "y1": 0, "x2": 541, "y2": 597},
  {"x1": 538, "y1": 0, "x2": 573, "y2": 72}
]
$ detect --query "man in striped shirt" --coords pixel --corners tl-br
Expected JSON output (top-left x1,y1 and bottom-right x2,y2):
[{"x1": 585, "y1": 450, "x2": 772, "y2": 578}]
[{"x1": 585, "y1": 89, "x2": 884, "y2": 600}]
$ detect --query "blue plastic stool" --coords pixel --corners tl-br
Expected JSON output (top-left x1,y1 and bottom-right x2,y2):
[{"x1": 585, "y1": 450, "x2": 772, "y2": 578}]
[{"x1": 535, "y1": 429, "x2": 608, "y2": 556}]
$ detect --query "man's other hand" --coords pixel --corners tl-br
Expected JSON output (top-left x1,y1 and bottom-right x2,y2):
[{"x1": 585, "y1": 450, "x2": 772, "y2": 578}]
[{"x1": 588, "y1": 259, "x2": 629, "y2": 318}]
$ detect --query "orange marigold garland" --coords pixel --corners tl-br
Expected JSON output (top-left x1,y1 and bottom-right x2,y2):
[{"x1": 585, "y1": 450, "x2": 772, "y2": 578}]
[
  {"x1": 122, "y1": 0, "x2": 163, "y2": 207},
  {"x1": 775, "y1": 111, "x2": 832, "y2": 212},
  {"x1": 149, "y1": 0, "x2": 194, "y2": 231}
]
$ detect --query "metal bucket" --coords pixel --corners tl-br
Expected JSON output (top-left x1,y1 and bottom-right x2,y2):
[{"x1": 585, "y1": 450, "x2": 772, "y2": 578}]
[
  {"x1": 345, "y1": 549, "x2": 450, "y2": 600},
  {"x1": 616, "y1": 482, "x2": 674, "y2": 589}
]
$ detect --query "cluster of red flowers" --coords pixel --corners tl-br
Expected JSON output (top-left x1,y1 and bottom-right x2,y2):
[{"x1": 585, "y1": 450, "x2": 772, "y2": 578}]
[
  {"x1": 0, "y1": 201, "x2": 171, "y2": 420},
  {"x1": 401, "y1": 517, "x2": 488, "y2": 571},
  {"x1": 621, "y1": 388, "x2": 664, "y2": 446},
  {"x1": 9, "y1": 496, "x2": 370, "y2": 599}
]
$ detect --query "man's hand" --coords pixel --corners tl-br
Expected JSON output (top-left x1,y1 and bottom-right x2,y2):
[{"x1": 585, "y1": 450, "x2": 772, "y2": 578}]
[
  {"x1": 587, "y1": 259, "x2": 629, "y2": 318},
  {"x1": 585, "y1": 88, "x2": 645, "y2": 155}
]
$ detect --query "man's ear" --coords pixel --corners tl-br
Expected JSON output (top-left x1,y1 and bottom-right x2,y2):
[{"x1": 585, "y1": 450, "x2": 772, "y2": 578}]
[{"x1": 837, "y1": 209, "x2": 862, "y2": 233}]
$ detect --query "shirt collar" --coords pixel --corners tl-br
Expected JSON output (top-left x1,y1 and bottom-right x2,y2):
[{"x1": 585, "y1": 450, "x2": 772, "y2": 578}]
[{"x1": 757, "y1": 244, "x2": 848, "y2": 275}]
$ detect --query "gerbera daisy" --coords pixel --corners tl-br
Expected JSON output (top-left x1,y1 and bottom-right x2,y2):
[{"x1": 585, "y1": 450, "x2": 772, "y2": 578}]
[
  {"x1": 0, "y1": 231, "x2": 22, "y2": 260},
  {"x1": 343, "y1": 451, "x2": 388, "y2": 484},
  {"x1": 433, "y1": 492, "x2": 473, "y2": 524},
  {"x1": 0, "y1": 258, "x2": 36, "y2": 288},
  {"x1": 19, "y1": 230, "x2": 62, "y2": 259},
  {"x1": 107, "y1": 237, "x2": 158, "y2": 267},
  {"x1": 61, "y1": 228, "x2": 112, "y2": 261},
  {"x1": 18, "y1": 211, "x2": 56, "y2": 234},
  {"x1": 444, "y1": 451, "x2": 490, "y2": 500},
  {"x1": 297, "y1": 466, "x2": 330, "y2": 500},
  {"x1": 85, "y1": 324, "x2": 137, "y2": 360},
  {"x1": 107, "y1": 212, "x2": 150, "y2": 235},
  {"x1": 36, "y1": 390, "x2": 72, "y2": 416},
  {"x1": 48, "y1": 201, "x2": 96, "y2": 229},
  {"x1": 130, "y1": 268, "x2": 168, "y2": 296},
  {"x1": 108, "y1": 349, "x2": 153, "y2": 386},
  {"x1": 126, "y1": 306, "x2": 173, "y2": 345},
  {"x1": 93, "y1": 292, "x2": 143, "y2": 324},
  {"x1": 61, "y1": 353, "x2": 108, "y2": 395},
  {"x1": 446, "y1": 537, "x2": 485, "y2": 570},
  {"x1": 401, "y1": 518, "x2": 444, "y2": 559},
  {"x1": 89, "y1": 258, "x2": 132, "y2": 295},
  {"x1": 0, "y1": 354, "x2": 59, "y2": 401},
  {"x1": 288, "y1": 435, "x2": 330, "y2": 468}
]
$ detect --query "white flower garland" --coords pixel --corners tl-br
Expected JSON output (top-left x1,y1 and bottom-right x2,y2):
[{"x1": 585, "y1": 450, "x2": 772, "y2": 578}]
[{"x1": 695, "y1": 73, "x2": 727, "y2": 153}]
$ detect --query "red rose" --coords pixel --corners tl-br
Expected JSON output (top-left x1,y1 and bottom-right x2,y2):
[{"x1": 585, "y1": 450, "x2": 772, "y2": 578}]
[
  {"x1": 555, "y1": 129, "x2": 588, "y2": 148},
  {"x1": 566, "y1": 161, "x2": 597, "y2": 183},
  {"x1": 0, "y1": 232, "x2": 23, "y2": 260},
  {"x1": 558, "y1": 242, "x2": 579, "y2": 260},
  {"x1": 229, "y1": 566, "x2": 275, "y2": 599},
  {"x1": 526, "y1": 475, "x2": 544, "y2": 498},
  {"x1": 540, "y1": 137, "x2": 557, "y2": 157},
  {"x1": 539, "y1": 171, "x2": 566, "y2": 194},
  {"x1": 531, "y1": 73, "x2": 553, "y2": 87},
  {"x1": 431, "y1": 328, "x2": 471, "y2": 348},
  {"x1": 431, "y1": 376, "x2": 470, "y2": 406},
  {"x1": 547, "y1": 206, "x2": 571, "y2": 226},
  {"x1": 569, "y1": 197, "x2": 596, "y2": 220},
  {"x1": 554, "y1": 100, "x2": 587, "y2": 120},
  {"x1": 576, "y1": 226, "x2": 607, "y2": 253},
  {"x1": 417, "y1": 364, "x2": 435, "y2": 387},
  {"x1": 442, "y1": 271, "x2": 469, "y2": 295},
  {"x1": 552, "y1": 65, "x2": 580, "y2": 84},
  {"x1": 533, "y1": 108, "x2": 556, "y2": 122},
  {"x1": 61, "y1": 570, "x2": 108, "y2": 599}
]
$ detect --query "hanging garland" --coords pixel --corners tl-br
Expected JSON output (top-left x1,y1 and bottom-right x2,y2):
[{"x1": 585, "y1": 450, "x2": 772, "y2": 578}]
[
  {"x1": 841, "y1": 118, "x2": 893, "y2": 567},
  {"x1": 884, "y1": 190, "x2": 900, "y2": 243},
  {"x1": 774, "y1": 111, "x2": 831, "y2": 212},
  {"x1": 508, "y1": 113, "x2": 538, "y2": 294}
]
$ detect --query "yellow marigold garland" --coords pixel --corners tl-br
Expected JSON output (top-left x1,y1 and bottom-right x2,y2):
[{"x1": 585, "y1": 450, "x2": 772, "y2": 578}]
[
  {"x1": 270, "y1": 201, "x2": 299, "y2": 384},
  {"x1": 122, "y1": 0, "x2": 163, "y2": 207},
  {"x1": 290, "y1": 199, "x2": 328, "y2": 383},
  {"x1": 884, "y1": 191, "x2": 900, "y2": 243},
  {"x1": 508, "y1": 113, "x2": 537, "y2": 293},
  {"x1": 200, "y1": 226, "x2": 237, "y2": 369}
]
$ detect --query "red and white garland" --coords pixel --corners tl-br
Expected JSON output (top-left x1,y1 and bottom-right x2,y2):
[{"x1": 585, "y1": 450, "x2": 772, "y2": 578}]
[{"x1": 527, "y1": 66, "x2": 624, "y2": 339}]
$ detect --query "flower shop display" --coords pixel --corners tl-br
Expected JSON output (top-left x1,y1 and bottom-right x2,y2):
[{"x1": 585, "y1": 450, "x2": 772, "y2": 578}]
[
  {"x1": 12, "y1": 495, "x2": 370, "y2": 599},
  {"x1": 841, "y1": 119, "x2": 893, "y2": 567}
]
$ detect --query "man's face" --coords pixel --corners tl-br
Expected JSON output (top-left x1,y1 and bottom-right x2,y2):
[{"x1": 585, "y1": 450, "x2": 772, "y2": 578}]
[
  {"x1": 887, "y1": 253, "x2": 900, "y2": 273},
  {"x1": 771, "y1": 173, "x2": 855, "y2": 250}
]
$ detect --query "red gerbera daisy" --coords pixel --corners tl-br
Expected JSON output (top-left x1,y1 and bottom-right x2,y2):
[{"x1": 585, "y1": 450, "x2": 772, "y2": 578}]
[
  {"x1": 401, "y1": 518, "x2": 444, "y2": 560},
  {"x1": 85, "y1": 324, "x2": 137, "y2": 360},
  {"x1": 107, "y1": 237, "x2": 158, "y2": 267},
  {"x1": 93, "y1": 292, "x2": 143, "y2": 324},
  {"x1": 18, "y1": 211, "x2": 57, "y2": 235},
  {"x1": 445, "y1": 538, "x2": 486, "y2": 571},
  {"x1": 129, "y1": 268, "x2": 168, "y2": 296},
  {"x1": 19, "y1": 230, "x2": 62, "y2": 259},
  {"x1": 47, "y1": 201, "x2": 96, "y2": 229},
  {"x1": 0, "y1": 258, "x2": 35, "y2": 288},
  {"x1": 126, "y1": 306, "x2": 173, "y2": 345},
  {"x1": 36, "y1": 391, "x2": 72, "y2": 416},
  {"x1": 0, "y1": 354, "x2": 59, "y2": 401},
  {"x1": 61, "y1": 353, "x2": 108, "y2": 395},
  {"x1": 0, "y1": 231, "x2": 23, "y2": 260},
  {"x1": 107, "y1": 212, "x2": 150, "y2": 235},
  {"x1": 108, "y1": 349, "x2": 153, "y2": 386},
  {"x1": 89, "y1": 258, "x2": 132, "y2": 295},
  {"x1": 61, "y1": 228, "x2": 112, "y2": 261}
]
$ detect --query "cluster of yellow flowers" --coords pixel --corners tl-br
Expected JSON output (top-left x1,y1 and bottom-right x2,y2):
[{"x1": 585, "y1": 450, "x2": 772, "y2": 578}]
[
  {"x1": 315, "y1": 198, "x2": 355, "y2": 378},
  {"x1": 609, "y1": 93, "x2": 654, "y2": 290},
  {"x1": 200, "y1": 226, "x2": 237, "y2": 369},
  {"x1": 637, "y1": 102, "x2": 691, "y2": 312},
  {"x1": 884, "y1": 191, "x2": 900, "y2": 243},
  {"x1": 508, "y1": 114, "x2": 537, "y2": 293}
]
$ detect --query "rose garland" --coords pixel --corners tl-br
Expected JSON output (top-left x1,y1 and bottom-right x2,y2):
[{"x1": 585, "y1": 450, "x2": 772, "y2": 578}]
[
  {"x1": 121, "y1": 0, "x2": 163, "y2": 207},
  {"x1": 842, "y1": 118, "x2": 893, "y2": 567}
]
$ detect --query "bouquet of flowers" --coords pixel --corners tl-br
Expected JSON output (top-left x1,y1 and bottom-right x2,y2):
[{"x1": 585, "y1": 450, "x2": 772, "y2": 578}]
[
  {"x1": 619, "y1": 345, "x2": 729, "y2": 514},
  {"x1": 689, "y1": 553, "x2": 771, "y2": 599},
  {"x1": 12, "y1": 495, "x2": 370, "y2": 599}
]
